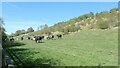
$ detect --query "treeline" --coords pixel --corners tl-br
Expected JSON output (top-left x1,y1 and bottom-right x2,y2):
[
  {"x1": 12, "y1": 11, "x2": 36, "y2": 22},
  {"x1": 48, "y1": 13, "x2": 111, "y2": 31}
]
[
  {"x1": 10, "y1": 24, "x2": 49, "y2": 36},
  {"x1": 0, "y1": 17, "x2": 8, "y2": 43},
  {"x1": 10, "y1": 27, "x2": 34, "y2": 37}
]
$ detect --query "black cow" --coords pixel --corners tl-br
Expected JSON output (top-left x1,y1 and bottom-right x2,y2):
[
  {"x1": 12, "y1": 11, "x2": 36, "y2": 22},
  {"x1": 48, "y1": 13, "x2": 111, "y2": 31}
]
[
  {"x1": 28, "y1": 37, "x2": 31, "y2": 40},
  {"x1": 34, "y1": 36, "x2": 44, "y2": 43},
  {"x1": 56, "y1": 34, "x2": 62, "y2": 38},
  {"x1": 9, "y1": 37, "x2": 14, "y2": 42},
  {"x1": 21, "y1": 37, "x2": 24, "y2": 40}
]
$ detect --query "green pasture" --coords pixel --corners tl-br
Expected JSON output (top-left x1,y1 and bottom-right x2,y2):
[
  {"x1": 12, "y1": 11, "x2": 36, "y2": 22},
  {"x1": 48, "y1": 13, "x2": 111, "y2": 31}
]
[{"x1": 7, "y1": 29, "x2": 118, "y2": 67}]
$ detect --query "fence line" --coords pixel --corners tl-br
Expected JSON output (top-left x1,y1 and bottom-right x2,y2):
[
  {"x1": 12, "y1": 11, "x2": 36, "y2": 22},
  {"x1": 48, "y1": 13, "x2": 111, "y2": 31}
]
[
  {"x1": 2, "y1": 49, "x2": 15, "y2": 68},
  {"x1": 6, "y1": 48, "x2": 25, "y2": 68}
]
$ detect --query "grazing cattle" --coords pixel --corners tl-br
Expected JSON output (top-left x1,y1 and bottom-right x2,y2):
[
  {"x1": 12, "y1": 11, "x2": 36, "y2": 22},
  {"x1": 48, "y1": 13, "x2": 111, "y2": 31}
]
[
  {"x1": 28, "y1": 37, "x2": 31, "y2": 40},
  {"x1": 9, "y1": 37, "x2": 14, "y2": 42},
  {"x1": 21, "y1": 37, "x2": 24, "y2": 40},
  {"x1": 29, "y1": 36, "x2": 35, "y2": 41},
  {"x1": 56, "y1": 34, "x2": 62, "y2": 38},
  {"x1": 34, "y1": 36, "x2": 44, "y2": 43},
  {"x1": 47, "y1": 35, "x2": 54, "y2": 40}
]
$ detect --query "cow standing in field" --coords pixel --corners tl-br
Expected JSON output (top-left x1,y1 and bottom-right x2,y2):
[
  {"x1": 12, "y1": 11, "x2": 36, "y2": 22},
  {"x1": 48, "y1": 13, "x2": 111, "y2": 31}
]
[
  {"x1": 9, "y1": 37, "x2": 14, "y2": 42},
  {"x1": 47, "y1": 35, "x2": 54, "y2": 40},
  {"x1": 27, "y1": 37, "x2": 31, "y2": 40},
  {"x1": 30, "y1": 36, "x2": 35, "y2": 40},
  {"x1": 56, "y1": 34, "x2": 62, "y2": 38},
  {"x1": 34, "y1": 36, "x2": 44, "y2": 43},
  {"x1": 21, "y1": 37, "x2": 24, "y2": 40}
]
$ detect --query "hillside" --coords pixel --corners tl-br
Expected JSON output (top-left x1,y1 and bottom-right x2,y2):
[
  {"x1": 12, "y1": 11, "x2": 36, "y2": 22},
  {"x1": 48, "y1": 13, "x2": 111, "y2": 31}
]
[
  {"x1": 26, "y1": 8, "x2": 119, "y2": 36},
  {"x1": 9, "y1": 8, "x2": 119, "y2": 37}
]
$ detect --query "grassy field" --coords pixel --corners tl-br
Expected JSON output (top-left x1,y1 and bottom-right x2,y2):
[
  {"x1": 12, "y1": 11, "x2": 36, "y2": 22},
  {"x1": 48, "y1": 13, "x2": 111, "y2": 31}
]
[{"x1": 7, "y1": 28, "x2": 118, "y2": 67}]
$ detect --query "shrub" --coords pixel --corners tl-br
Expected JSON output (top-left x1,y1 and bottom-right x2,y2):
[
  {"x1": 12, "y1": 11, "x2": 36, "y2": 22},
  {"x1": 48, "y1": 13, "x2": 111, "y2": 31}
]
[{"x1": 96, "y1": 21, "x2": 109, "y2": 29}]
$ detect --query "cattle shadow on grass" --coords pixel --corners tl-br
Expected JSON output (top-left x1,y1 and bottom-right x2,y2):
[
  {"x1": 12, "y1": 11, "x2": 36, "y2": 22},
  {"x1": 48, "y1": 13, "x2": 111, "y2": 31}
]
[
  {"x1": 23, "y1": 57, "x2": 59, "y2": 68},
  {"x1": 20, "y1": 51, "x2": 60, "y2": 68},
  {"x1": 3, "y1": 41, "x2": 26, "y2": 48},
  {"x1": 7, "y1": 42, "x2": 26, "y2": 48},
  {"x1": 37, "y1": 42, "x2": 45, "y2": 43},
  {"x1": 4, "y1": 41, "x2": 60, "y2": 68},
  {"x1": 7, "y1": 47, "x2": 60, "y2": 68}
]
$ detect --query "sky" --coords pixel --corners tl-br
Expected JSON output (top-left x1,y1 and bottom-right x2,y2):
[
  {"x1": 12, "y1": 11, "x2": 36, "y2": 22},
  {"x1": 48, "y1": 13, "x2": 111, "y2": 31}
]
[
  {"x1": 1, "y1": 2, "x2": 118, "y2": 34},
  {"x1": 2, "y1": 0, "x2": 120, "y2": 2}
]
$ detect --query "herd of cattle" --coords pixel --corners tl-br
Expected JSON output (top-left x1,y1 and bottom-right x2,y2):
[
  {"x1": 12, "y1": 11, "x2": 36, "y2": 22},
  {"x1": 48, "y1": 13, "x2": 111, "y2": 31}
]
[{"x1": 9, "y1": 34, "x2": 62, "y2": 43}]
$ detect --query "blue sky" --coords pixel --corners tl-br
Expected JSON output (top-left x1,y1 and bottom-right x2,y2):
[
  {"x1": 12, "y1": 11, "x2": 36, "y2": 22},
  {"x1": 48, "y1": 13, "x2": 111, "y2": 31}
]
[{"x1": 2, "y1": 2, "x2": 118, "y2": 34}]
